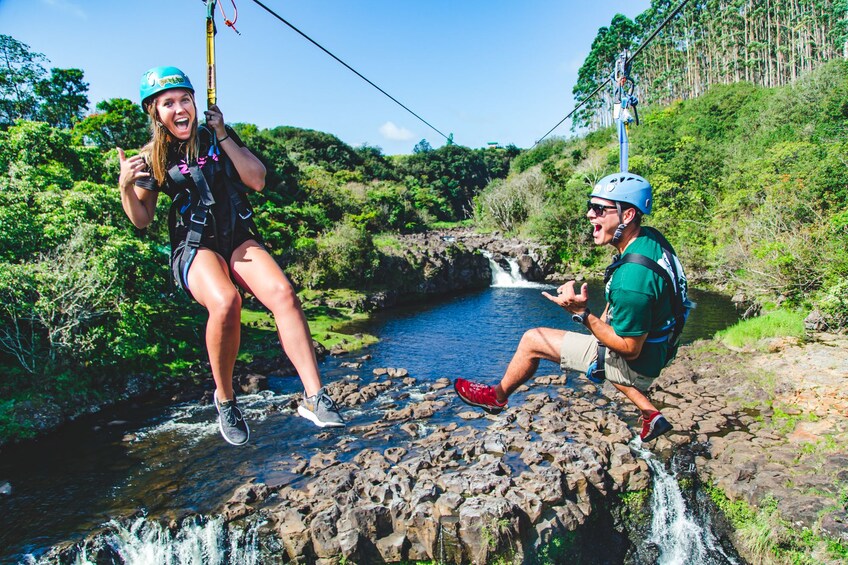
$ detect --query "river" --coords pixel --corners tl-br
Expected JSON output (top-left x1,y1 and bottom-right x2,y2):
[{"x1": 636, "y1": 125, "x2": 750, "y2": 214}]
[{"x1": 0, "y1": 271, "x2": 740, "y2": 564}]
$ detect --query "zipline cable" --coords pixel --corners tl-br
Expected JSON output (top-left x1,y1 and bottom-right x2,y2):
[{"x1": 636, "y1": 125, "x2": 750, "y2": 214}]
[
  {"x1": 533, "y1": 78, "x2": 610, "y2": 148},
  {"x1": 534, "y1": 0, "x2": 692, "y2": 147},
  {"x1": 251, "y1": 0, "x2": 450, "y2": 142}
]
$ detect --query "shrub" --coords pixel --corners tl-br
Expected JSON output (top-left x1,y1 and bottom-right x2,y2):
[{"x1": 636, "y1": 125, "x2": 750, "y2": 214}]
[
  {"x1": 290, "y1": 220, "x2": 378, "y2": 289},
  {"x1": 715, "y1": 309, "x2": 806, "y2": 348},
  {"x1": 815, "y1": 279, "x2": 848, "y2": 330},
  {"x1": 474, "y1": 169, "x2": 546, "y2": 233}
]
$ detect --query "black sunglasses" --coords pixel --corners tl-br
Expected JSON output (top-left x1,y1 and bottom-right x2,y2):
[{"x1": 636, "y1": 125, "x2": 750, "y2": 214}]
[{"x1": 587, "y1": 201, "x2": 617, "y2": 215}]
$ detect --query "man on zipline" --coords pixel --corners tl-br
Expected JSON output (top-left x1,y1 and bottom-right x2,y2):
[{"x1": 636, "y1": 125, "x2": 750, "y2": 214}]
[{"x1": 455, "y1": 172, "x2": 686, "y2": 443}]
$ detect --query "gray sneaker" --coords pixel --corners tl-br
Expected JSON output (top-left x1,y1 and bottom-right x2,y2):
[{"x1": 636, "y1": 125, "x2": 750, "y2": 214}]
[
  {"x1": 214, "y1": 395, "x2": 250, "y2": 445},
  {"x1": 297, "y1": 387, "x2": 345, "y2": 428}
]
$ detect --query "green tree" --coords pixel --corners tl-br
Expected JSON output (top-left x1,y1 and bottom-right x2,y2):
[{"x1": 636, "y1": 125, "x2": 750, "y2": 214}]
[
  {"x1": 0, "y1": 34, "x2": 47, "y2": 124},
  {"x1": 353, "y1": 144, "x2": 397, "y2": 181},
  {"x1": 413, "y1": 138, "x2": 432, "y2": 153},
  {"x1": 572, "y1": 14, "x2": 640, "y2": 129},
  {"x1": 73, "y1": 98, "x2": 149, "y2": 150},
  {"x1": 35, "y1": 68, "x2": 89, "y2": 129},
  {"x1": 396, "y1": 144, "x2": 492, "y2": 219}
]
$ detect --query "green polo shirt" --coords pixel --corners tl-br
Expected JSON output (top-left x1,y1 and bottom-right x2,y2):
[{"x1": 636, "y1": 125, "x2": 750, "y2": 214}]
[{"x1": 604, "y1": 227, "x2": 677, "y2": 378}]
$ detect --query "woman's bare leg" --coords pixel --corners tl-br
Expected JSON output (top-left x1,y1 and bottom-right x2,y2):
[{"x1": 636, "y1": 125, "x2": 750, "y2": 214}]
[
  {"x1": 230, "y1": 241, "x2": 322, "y2": 397},
  {"x1": 186, "y1": 248, "x2": 242, "y2": 402}
]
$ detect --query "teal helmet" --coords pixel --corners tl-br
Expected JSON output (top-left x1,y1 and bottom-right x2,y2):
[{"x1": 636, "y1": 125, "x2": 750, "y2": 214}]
[
  {"x1": 591, "y1": 172, "x2": 652, "y2": 215},
  {"x1": 140, "y1": 66, "x2": 194, "y2": 109}
]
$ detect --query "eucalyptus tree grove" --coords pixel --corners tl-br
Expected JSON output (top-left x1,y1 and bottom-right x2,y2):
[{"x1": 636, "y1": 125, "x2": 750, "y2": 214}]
[{"x1": 574, "y1": 0, "x2": 848, "y2": 128}]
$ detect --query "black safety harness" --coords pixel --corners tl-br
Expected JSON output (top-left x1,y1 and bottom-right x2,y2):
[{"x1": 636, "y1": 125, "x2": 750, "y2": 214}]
[
  {"x1": 168, "y1": 156, "x2": 254, "y2": 247},
  {"x1": 166, "y1": 133, "x2": 258, "y2": 294},
  {"x1": 589, "y1": 228, "x2": 694, "y2": 382}
]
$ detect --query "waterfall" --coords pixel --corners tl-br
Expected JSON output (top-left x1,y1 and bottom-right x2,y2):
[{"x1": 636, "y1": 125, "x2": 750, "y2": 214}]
[
  {"x1": 28, "y1": 516, "x2": 263, "y2": 565},
  {"x1": 482, "y1": 250, "x2": 549, "y2": 289},
  {"x1": 632, "y1": 442, "x2": 739, "y2": 565}
]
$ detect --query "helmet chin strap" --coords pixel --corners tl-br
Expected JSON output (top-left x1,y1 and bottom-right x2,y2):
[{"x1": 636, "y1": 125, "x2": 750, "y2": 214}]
[{"x1": 612, "y1": 202, "x2": 628, "y2": 244}]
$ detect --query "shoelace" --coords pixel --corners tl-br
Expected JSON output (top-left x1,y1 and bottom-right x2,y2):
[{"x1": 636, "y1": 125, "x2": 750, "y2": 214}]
[
  {"x1": 318, "y1": 393, "x2": 338, "y2": 410},
  {"x1": 222, "y1": 404, "x2": 242, "y2": 426}
]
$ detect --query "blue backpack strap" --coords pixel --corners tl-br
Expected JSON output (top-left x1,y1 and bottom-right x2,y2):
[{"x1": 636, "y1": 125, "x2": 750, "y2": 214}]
[
  {"x1": 604, "y1": 251, "x2": 684, "y2": 343},
  {"x1": 586, "y1": 342, "x2": 607, "y2": 384}
]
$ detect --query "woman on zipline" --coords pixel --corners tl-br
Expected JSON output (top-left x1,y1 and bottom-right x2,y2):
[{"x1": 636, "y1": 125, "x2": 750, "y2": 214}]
[{"x1": 118, "y1": 66, "x2": 344, "y2": 445}]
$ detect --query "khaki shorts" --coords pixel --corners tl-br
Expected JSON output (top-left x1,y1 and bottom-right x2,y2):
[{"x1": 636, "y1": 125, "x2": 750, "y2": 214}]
[{"x1": 559, "y1": 331, "x2": 654, "y2": 391}]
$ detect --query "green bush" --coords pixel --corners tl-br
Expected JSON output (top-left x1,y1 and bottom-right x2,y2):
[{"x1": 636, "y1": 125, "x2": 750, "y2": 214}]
[
  {"x1": 474, "y1": 170, "x2": 546, "y2": 233},
  {"x1": 715, "y1": 309, "x2": 806, "y2": 348},
  {"x1": 289, "y1": 220, "x2": 379, "y2": 289},
  {"x1": 510, "y1": 138, "x2": 567, "y2": 174},
  {"x1": 815, "y1": 279, "x2": 848, "y2": 330}
]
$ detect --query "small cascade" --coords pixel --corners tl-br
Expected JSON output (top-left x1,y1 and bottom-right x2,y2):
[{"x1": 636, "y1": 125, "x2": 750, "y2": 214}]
[
  {"x1": 632, "y1": 442, "x2": 738, "y2": 565},
  {"x1": 482, "y1": 250, "x2": 549, "y2": 289},
  {"x1": 31, "y1": 515, "x2": 263, "y2": 565},
  {"x1": 437, "y1": 515, "x2": 463, "y2": 563}
]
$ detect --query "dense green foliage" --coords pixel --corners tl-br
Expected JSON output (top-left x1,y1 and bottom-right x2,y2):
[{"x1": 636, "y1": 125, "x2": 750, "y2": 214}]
[
  {"x1": 706, "y1": 487, "x2": 848, "y2": 563},
  {"x1": 2, "y1": 7, "x2": 848, "y2": 448},
  {"x1": 0, "y1": 35, "x2": 518, "y2": 443},
  {"x1": 239, "y1": 125, "x2": 516, "y2": 287},
  {"x1": 476, "y1": 60, "x2": 848, "y2": 330}
]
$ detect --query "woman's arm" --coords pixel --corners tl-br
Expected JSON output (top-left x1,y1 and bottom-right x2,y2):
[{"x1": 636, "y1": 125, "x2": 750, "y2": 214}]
[
  {"x1": 205, "y1": 105, "x2": 266, "y2": 192},
  {"x1": 118, "y1": 148, "x2": 158, "y2": 229}
]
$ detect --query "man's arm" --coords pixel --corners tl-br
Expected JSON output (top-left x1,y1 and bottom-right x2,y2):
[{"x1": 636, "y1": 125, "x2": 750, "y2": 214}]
[
  {"x1": 583, "y1": 316, "x2": 647, "y2": 360},
  {"x1": 542, "y1": 280, "x2": 647, "y2": 359}
]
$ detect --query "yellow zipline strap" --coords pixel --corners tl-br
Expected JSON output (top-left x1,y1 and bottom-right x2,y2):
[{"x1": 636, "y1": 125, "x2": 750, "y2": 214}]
[
  {"x1": 205, "y1": 0, "x2": 240, "y2": 108},
  {"x1": 206, "y1": 0, "x2": 217, "y2": 108}
]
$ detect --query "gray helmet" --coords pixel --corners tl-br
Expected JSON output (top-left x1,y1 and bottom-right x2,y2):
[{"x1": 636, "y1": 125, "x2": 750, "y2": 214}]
[{"x1": 591, "y1": 172, "x2": 652, "y2": 215}]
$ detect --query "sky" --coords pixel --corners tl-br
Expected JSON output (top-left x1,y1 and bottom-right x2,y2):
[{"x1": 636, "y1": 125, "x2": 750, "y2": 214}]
[{"x1": 1, "y1": 0, "x2": 652, "y2": 154}]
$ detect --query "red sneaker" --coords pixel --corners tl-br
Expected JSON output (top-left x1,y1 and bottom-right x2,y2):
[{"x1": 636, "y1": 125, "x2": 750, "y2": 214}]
[
  {"x1": 639, "y1": 411, "x2": 673, "y2": 442},
  {"x1": 454, "y1": 378, "x2": 507, "y2": 414}
]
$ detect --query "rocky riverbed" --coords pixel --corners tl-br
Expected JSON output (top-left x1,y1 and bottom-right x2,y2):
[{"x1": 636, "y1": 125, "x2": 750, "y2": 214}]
[
  {"x1": 40, "y1": 333, "x2": 848, "y2": 564},
  {"x1": 231, "y1": 335, "x2": 848, "y2": 564}
]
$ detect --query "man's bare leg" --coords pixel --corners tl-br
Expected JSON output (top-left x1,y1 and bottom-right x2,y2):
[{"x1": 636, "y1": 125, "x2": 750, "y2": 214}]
[
  {"x1": 611, "y1": 383, "x2": 659, "y2": 418},
  {"x1": 495, "y1": 327, "x2": 566, "y2": 403}
]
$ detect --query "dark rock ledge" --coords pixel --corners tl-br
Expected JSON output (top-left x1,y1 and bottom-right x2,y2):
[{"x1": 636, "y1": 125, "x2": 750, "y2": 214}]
[
  {"x1": 362, "y1": 229, "x2": 553, "y2": 312},
  {"x1": 245, "y1": 377, "x2": 646, "y2": 564}
]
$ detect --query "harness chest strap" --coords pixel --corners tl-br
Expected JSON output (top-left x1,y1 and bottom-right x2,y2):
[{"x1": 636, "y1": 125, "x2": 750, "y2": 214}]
[
  {"x1": 168, "y1": 164, "x2": 216, "y2": 249},
  {"x1": 167, "y1": 160, "x2": 253, "y2": 249}
]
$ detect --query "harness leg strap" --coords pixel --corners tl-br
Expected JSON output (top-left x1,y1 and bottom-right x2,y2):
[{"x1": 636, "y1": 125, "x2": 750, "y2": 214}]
[{"x1": 586, "y1": 343, "x2": 607, "y2": 384}]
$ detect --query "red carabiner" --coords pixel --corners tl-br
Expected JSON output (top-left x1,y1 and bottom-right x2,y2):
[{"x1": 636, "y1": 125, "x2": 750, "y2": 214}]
[{"x1": 218, "y1": 0, "x2": 240, "y2": 34}]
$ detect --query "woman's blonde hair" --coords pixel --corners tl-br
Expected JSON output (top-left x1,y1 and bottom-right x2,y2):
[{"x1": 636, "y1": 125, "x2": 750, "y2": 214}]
[{"x1": 141, "y1": 90, "x2": 199, "y2": 186}]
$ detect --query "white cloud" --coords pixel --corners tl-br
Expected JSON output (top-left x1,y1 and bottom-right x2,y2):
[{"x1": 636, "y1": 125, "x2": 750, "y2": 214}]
[
  {"x1": 379, "y1": 121, "x2": 414, "y2": 141},
  {"x1": 41, "y1": 0, "x2": 87, "y2": 19}
]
